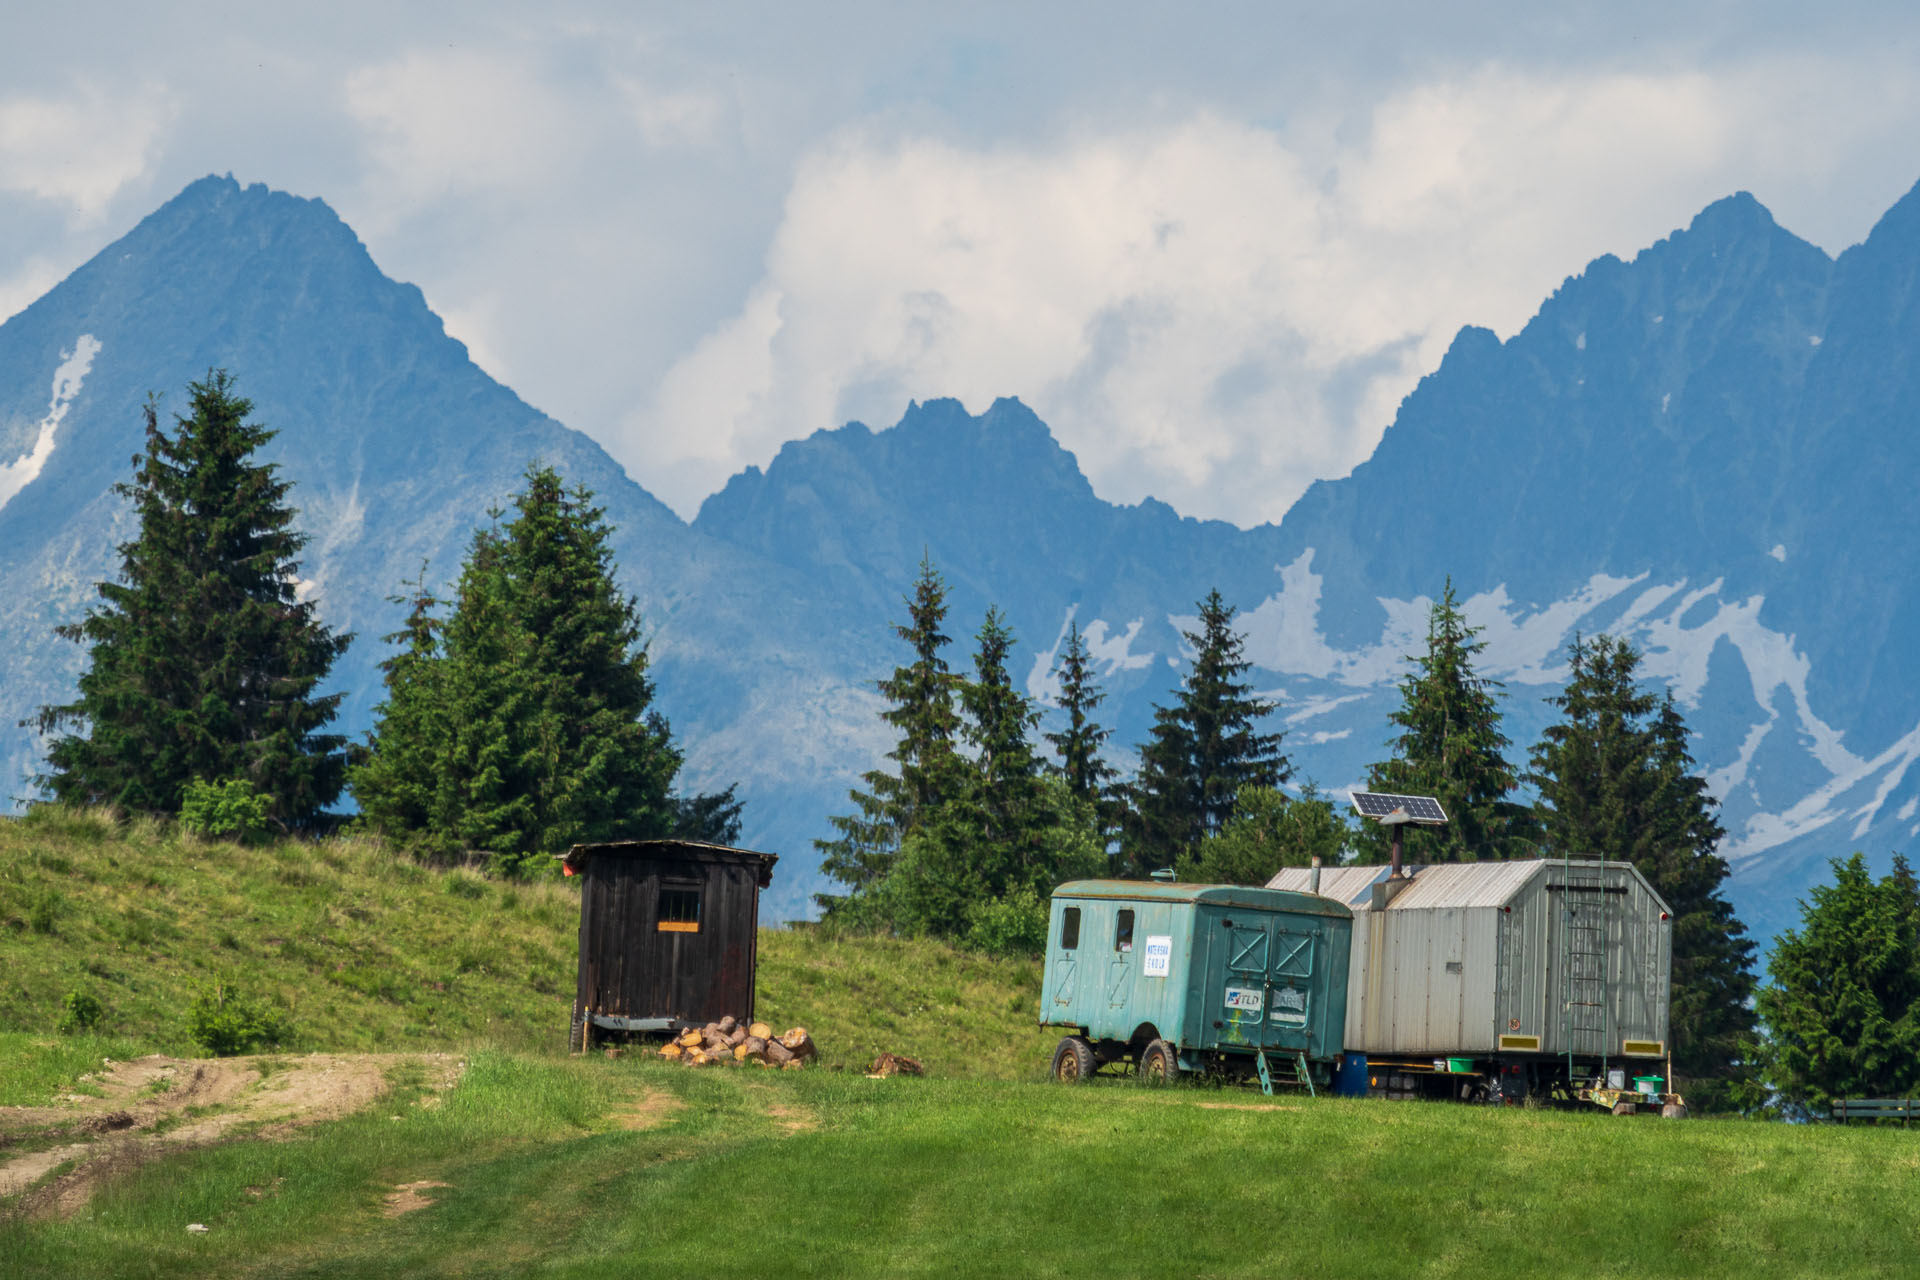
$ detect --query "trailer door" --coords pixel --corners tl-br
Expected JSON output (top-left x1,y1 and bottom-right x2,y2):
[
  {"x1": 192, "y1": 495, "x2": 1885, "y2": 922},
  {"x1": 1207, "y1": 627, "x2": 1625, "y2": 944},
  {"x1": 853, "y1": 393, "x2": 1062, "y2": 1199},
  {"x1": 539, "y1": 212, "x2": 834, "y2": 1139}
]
[
  {"x1": 1264, "y1": 927, "x2": 1316, "y2": 1052},
  {"x1": 1211, "y1": 921, "x2": 1269, "y2": 1048}
]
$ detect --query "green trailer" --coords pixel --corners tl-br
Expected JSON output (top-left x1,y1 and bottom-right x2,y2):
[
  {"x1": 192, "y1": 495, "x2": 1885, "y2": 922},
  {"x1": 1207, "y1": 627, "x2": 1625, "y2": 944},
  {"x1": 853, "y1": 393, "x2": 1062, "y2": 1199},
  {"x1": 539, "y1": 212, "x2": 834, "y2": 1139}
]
[{"x1": 1039, "y1": 880, "x2": 1354, "y2": 1093}]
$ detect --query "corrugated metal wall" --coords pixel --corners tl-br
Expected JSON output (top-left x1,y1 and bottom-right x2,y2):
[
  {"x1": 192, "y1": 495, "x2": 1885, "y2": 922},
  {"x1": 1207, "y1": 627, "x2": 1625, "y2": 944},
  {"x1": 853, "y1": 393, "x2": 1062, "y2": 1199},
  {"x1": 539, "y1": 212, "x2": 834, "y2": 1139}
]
[{"x1": 1286, "y1": 860, "x2": 1671, "y2": 1060}]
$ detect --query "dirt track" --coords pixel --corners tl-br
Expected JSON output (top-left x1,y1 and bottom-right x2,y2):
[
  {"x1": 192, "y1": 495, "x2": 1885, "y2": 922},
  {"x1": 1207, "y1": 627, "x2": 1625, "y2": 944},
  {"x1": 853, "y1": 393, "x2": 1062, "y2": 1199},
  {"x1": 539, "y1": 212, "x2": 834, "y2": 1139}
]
[{"x1": 0, "y1": 1052, "x2": 464, "y2": 1215}]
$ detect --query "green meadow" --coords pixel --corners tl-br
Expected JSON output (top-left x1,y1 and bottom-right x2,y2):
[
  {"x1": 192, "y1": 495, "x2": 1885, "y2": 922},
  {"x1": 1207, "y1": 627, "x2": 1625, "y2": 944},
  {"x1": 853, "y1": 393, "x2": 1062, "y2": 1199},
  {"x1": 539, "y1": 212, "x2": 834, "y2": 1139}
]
[{"x1": 4, "y1": 812, "x2": 1918, "y2": 1278}]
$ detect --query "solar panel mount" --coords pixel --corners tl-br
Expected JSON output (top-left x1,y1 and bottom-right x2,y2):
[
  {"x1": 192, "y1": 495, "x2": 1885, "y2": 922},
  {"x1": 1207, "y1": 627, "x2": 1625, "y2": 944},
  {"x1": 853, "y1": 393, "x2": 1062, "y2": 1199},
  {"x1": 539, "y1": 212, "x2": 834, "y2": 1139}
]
[{"x1": 1348, "y1": 791, "x2": 1449, "y2": 826}]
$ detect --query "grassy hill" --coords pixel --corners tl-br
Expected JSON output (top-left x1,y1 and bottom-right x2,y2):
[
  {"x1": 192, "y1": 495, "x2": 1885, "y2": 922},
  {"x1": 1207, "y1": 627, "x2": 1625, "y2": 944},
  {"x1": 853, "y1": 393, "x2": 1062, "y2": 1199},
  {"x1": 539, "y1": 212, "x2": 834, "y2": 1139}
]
[
  {"x1": 6, "y1": 809, "x2": 1919, "y2": 1277},
  {"x1": 0, "y1": 808, "x2": 1050, "y2": 1080}
]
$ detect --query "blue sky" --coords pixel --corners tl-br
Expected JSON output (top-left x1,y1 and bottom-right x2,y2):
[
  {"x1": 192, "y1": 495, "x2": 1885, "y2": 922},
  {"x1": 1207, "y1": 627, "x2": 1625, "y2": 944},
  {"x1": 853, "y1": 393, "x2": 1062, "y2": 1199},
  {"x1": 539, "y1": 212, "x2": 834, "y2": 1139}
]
[{"x1": 4, "y1": 3, "x2": 1917, "y2": 525}]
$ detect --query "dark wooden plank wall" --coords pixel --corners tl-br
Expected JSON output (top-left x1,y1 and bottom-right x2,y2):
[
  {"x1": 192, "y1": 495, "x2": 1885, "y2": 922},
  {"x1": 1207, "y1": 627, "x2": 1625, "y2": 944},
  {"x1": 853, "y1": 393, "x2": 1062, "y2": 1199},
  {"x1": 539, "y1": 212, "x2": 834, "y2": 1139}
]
[{"x1": 575, "y1": 854, "x2": 763, "y2": 1024}]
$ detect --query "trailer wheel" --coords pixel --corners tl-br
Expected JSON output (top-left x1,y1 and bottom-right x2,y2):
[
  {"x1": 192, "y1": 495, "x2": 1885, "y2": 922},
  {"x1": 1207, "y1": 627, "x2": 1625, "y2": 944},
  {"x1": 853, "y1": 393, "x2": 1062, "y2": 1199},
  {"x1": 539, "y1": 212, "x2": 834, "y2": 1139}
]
[
  {"x1": 1138, "y1": 1039, "x2": 1180, "y2": 1085},
  {"x1": 1050, "y1": 1036, "x2": 1097, "y2": 1084}
]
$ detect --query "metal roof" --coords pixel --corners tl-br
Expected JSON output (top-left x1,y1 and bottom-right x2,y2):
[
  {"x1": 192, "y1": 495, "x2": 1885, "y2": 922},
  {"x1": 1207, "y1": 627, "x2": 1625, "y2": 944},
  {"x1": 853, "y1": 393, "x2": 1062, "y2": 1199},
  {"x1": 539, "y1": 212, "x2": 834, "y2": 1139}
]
[
  {"x1": 1052, "y1": 879, "x2": 1353, "y2": 919},
  {"x1": 1265, "y1": 859, "x2": 1641, "y2": 911}
]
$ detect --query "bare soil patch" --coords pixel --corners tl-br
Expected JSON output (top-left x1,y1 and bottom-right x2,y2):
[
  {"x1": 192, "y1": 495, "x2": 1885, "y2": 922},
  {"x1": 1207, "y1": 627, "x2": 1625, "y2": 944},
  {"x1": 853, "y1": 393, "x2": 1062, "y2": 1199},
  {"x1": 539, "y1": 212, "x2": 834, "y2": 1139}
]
[
  {"x1": 609, "y1": 1088, "x2": 684, "y2": 1132},
  {"x1": 0, "y1": 1052, "x2": 464, "y2": 1215},
  {"x1": 382, "y1": 1179, "x2": 450, "y2": 1217}
]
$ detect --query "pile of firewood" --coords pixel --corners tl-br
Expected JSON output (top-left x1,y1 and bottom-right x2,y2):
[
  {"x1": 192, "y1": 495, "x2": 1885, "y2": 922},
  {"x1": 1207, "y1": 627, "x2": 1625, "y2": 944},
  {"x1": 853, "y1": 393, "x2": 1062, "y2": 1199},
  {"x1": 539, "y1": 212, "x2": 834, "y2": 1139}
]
[{"x1": 658, "y1": 1016, "x2": 816, "y2": 1069}]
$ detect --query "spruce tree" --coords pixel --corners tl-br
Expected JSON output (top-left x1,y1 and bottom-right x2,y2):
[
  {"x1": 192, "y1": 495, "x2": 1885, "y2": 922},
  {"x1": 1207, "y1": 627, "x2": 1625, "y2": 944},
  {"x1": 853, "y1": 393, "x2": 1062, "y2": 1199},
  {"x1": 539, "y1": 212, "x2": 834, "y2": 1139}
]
[
  {"x1": 1758, "y1": 853, "x2": 1920, "y2": 1112},
  {"x1": 1121, "y1": 590, "x2": 1288, "y2": 876},
  {"x1": 1044, "y1": 620, "x2": 1117, "y2": 803},
  {"x1": 351, "y1": 465, "x2": 692, "y2": 868},
  {"x1": 347, "y1": 568, "x2": 449, "y2": 848},
  {"x1": 32, "y1": 372, "x2": 350, "y2": 826},
  {"x1": 815, "y1": 554, "x2": 961, "y2": 907},
  {"x1": 886, "y1": 607, "x2": 1101, "y2": 937},
  {"x1": 1528, "y1": 633, "x2": 1758, "y2": 1104},
  {"x1": 1646, "y1": 692, "x2": 1758, "y2": 1106},
  {"x1": 1359, "y1": 579, "x2": 1536, "y2": 863}
]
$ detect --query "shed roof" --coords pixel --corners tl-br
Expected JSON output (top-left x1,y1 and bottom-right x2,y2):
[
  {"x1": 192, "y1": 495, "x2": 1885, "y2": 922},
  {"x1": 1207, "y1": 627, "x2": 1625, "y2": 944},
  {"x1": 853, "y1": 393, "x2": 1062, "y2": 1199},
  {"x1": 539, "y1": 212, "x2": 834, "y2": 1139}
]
[
  {"x1": 1265, "y1": 859, "x2": 1646, "y2": 912},
  {"x1": 559, "y1": 839, "x2": 777, "y2": 887},
  {"x1": 1052, "y1": 879, "x2": 1352, "y2": 919}
]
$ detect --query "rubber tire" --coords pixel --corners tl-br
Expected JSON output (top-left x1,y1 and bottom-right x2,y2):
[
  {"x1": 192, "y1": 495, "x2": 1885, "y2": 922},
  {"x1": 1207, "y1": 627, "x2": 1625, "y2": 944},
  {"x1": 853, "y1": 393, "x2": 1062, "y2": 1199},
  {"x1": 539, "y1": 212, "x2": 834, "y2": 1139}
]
[
  {"x1": 1050, "y1": 1035, "x2": 1097, "y2": 1084},
  {"x1": 1139, "y1": 1039, "x2": 1180, "y2": 1085}
]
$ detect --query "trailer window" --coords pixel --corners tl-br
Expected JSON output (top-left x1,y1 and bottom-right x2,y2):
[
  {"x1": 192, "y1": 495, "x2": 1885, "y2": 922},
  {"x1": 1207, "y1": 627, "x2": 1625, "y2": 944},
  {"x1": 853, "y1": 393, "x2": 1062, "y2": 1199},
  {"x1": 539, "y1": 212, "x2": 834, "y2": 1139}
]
[
  {"x1": 658, "y1": 887, "x2": 701, "y2": 933},
  {"x1": 1061, "y1": 907, "x2": 1081, "y2": 950},
  {"x1": 1115, "y1": 909, "x2": 1134, "y2": 952}
]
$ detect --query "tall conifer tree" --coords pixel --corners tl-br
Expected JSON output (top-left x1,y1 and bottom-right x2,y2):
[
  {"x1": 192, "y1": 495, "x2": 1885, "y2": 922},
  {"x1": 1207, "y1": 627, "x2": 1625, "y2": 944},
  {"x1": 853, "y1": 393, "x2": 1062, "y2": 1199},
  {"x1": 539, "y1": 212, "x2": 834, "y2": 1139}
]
[
  {"x1": 33, "y1": 372, "x2": 350, "y2": 826},
  {"x1": 1360, "y1": 580, "x2": 1536, "y2": 862},
  {"x1": 1528, "y1": 633, "x2": 1757, "y2": 1104},
  {"x1": 815, "y1": 554, "x2": 961, "y2": 905},
  {"x1": 885, "y1": 606, "x2": 1101, "y2": 936},
  {"x1": 1121, "y1": 590, "x2": 1288, "y2": 876},
  {"x1": 1044, "y1": 620, "x2": 1116, "y2": 803},
  {"x1": 351, "y1": 465, "x2": 691, "y2": 868}
]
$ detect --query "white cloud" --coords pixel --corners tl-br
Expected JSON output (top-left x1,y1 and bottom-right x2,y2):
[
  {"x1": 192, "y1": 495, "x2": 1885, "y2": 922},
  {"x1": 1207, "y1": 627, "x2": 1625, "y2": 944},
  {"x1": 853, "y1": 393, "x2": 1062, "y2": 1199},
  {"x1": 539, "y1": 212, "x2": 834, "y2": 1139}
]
[
  {"x1": 0, "y1": 256, "x2": 69, "y2": 326},
  {"x1": 618, "y1": 54, "x2": 1920, "y2": 525},
  {"x1": 345, "y1": 50, "x2": 580, "y2": 207},
  {"x1": 0, "y1": 81, "x2": 172, "y2": 221}
]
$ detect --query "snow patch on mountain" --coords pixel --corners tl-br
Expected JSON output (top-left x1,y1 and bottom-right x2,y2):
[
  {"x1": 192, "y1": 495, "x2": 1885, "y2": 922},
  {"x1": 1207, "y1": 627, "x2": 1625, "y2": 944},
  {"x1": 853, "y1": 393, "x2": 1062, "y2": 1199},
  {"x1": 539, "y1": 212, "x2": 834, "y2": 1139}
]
[
  {"x1": 1026, "y1": 608, "x2": 1155, "y2": 702},
  {"x1": 1727, "y1": 719, "x2": 1920, "y2": 864},
  {"x1": 0, "y1": 334, "x2": 98, "y2": 512}
]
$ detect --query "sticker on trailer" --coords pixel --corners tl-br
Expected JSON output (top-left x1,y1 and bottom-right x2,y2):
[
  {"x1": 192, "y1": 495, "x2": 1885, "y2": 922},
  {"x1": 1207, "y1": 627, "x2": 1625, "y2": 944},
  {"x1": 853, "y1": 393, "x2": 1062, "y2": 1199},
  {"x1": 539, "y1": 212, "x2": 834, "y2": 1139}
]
[
  {"x1": 1269, "y1": 986, "x2": 1308, "y2": 1026},
  {"x1": 1143, "y1": 936, "x2": 1173, "y2": 977},
  {"x1": 1223, "y1": 987, "x2": 1263, "y2": 1012}
]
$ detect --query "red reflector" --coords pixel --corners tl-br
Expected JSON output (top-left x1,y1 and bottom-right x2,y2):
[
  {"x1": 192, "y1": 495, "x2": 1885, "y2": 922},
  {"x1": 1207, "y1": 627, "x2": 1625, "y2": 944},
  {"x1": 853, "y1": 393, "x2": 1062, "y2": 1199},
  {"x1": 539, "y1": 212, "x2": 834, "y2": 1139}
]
[
  {"x1": 1660, "y1": 911, "x2": 1669, "y2": 920},
  {"x1": 562, "y1": 864, "x2": 576, "y2": 877}
]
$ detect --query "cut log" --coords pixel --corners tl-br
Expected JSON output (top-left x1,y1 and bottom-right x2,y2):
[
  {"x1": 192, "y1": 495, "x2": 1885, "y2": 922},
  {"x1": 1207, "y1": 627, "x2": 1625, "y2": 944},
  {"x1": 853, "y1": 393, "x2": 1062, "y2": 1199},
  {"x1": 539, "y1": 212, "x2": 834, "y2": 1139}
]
[
  {"x1": 677, "y1": 1029, "x2": 703, "y2": 1048},
  {"x1": 702, "y1": 1022, "x2": 722, "y2": 1039},
  {"x1": 748, "y1": 1022, "x2": 772, "y2": 1040},
  {"x1": 725, "y1": 1027, "x2": 748, "y2": 1048},
  {"x1": 868, "y1": 1052, "x2": 924, "y2": 1077},
  {"x1": 781, "y1": 1059, "x2": 805, "y2": 1070},
  {"x1": 778, "y1": 1029, "x2": 817, "y2": 1061},
  {"x1": 660, "y1": 1042, "x2": 684, "y2": 1060},
  {"x1": 765, "y1": 1040, "x2": 795, "y2": 1066},
  {"x1": 718, "y1": 1016, "x2": 738, "y2": 1034},
  {"x1": 742, "y1": 1036, "x2": 769, "y2": 1061}
]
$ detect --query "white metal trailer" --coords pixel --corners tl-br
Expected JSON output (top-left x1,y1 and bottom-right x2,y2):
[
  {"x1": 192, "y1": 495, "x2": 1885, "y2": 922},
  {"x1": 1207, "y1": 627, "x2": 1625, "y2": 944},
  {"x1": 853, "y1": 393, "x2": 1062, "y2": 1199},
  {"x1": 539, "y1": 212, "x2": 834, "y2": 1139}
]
[{"x1": 1266, "y1": 858, "x2": 1673, "y2": 1099}]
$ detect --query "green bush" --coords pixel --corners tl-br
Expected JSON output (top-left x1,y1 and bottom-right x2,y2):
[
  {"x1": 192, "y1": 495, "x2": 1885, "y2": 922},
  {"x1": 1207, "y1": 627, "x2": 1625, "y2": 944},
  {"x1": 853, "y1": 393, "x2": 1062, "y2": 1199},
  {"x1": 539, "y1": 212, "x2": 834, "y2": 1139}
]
[
  {"x1": 963, "y1": 886, "x2": 1050, "y2": 957},
  {"x1": 187, "y1": 983, "x2": 290, "y2": 1056},
  {"x1": 58, "y1": 989, "x2": 105, "y2": 1034},
  {"x1": 179, "y1": 777, "x2": 271, "y2": 843}
]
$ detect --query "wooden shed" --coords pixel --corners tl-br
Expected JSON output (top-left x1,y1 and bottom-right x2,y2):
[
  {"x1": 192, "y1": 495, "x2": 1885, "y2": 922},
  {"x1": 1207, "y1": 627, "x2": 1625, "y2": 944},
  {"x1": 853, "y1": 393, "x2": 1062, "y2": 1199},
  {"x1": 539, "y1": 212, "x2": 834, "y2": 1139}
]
[{"x1": 560, "y1": 839, "x2": 777, "y2": 1049}]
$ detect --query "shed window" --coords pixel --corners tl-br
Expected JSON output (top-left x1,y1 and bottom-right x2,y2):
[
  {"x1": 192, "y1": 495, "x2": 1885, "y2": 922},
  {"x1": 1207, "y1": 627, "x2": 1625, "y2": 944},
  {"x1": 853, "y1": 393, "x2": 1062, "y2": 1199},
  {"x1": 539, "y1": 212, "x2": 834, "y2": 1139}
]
[
  {"x1": 1061, "y1": 907, "x2": 1081, "y2": 950},
  {"x1": 658, "y1": 887, "x2": 701, "y2": 933},
  {"x1": 1115, "y1": 909, "x2": 1134, "y2": 952}
]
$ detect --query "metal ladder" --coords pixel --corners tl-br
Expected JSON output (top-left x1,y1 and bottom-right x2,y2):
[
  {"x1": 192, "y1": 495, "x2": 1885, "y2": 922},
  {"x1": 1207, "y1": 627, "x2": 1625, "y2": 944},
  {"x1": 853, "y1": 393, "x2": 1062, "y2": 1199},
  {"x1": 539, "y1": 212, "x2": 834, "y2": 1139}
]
[
  {"x1": 1561, "y1": 858, "x2": 1611, "y2": 1082},
  {"x1": 1254, "y1": 1049, "x2": 1316, "y2": 1098}
]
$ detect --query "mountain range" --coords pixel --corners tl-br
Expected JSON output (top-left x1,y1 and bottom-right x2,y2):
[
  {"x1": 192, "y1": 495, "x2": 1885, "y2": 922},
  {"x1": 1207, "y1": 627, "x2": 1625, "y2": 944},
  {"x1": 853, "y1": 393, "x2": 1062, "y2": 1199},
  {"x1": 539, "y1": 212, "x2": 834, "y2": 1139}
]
[{"x1": 3, "y1": 173, "x2": 1918, "y2": 938}]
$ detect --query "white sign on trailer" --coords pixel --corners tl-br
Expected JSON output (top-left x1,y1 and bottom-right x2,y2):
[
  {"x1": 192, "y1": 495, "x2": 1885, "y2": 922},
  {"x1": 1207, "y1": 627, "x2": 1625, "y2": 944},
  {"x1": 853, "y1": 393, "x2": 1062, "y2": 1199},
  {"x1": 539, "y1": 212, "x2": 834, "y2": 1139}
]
[{"x1": 1143, "y1": 935, "x2": 1172, "y2": 977}]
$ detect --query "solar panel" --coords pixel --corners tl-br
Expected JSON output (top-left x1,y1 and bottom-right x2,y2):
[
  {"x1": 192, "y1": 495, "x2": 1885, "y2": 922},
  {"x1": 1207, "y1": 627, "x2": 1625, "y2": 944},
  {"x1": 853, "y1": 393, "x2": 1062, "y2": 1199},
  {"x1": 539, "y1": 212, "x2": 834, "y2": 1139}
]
[{"x1": 1348, "y1": 791, "x2": 1449, "y2": 825}]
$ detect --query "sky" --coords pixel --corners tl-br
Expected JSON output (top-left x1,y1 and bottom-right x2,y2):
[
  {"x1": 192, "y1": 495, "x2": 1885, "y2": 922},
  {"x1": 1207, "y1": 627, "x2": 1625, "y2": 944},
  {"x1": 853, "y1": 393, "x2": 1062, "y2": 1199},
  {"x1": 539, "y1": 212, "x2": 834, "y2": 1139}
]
[{"x1": 4, "y1": 2, "x2": 1919, "y2": 527}]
